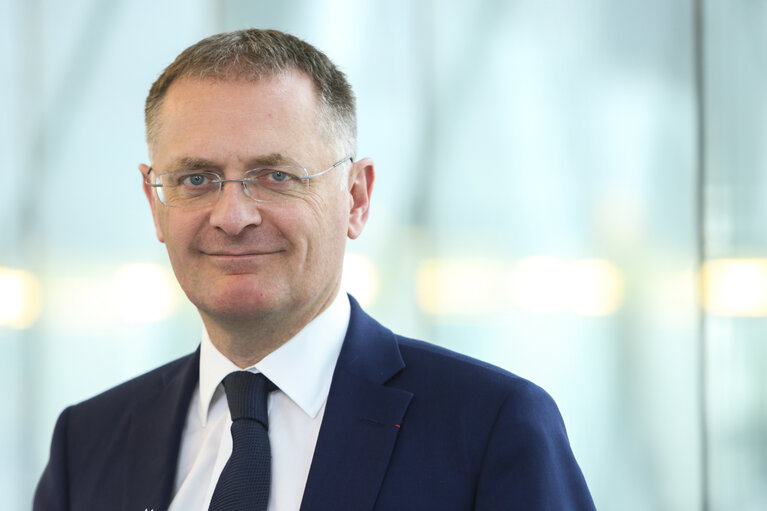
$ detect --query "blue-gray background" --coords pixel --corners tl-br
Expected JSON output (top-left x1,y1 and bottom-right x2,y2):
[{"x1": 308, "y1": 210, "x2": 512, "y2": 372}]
[{"x1": 1, "y1": 1, "x2": 765, "y2": 509}]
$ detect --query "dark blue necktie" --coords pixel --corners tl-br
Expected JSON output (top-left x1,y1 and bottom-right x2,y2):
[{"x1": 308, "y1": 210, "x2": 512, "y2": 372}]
[{"x1": 209, "y1": 371, "x2": 276, "y2": 511}]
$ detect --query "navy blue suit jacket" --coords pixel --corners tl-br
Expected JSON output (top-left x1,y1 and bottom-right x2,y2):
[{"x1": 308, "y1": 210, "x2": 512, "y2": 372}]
[{"x1": 35, "y1": 297, "x2": 596, "y2": 510}]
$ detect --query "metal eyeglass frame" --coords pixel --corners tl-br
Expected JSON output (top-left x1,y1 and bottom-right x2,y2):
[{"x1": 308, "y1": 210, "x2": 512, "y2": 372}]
[{"x1": 145, "y1": 155, "x2": 354, "y2": 207}]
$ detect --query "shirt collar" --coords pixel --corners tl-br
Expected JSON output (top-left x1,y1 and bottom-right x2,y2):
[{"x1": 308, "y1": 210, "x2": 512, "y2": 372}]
[{"x1": 198, "y1": 292, "x2": 350, "y2": 426}]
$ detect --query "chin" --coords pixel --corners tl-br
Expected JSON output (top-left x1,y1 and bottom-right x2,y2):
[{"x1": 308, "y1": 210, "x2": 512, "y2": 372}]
[
  {"x1": 190, "y1": 282, "x2": 291, "y2": 320},
  {"x1": 197, "y1": 297, "x2": 285, "y2": 321}
]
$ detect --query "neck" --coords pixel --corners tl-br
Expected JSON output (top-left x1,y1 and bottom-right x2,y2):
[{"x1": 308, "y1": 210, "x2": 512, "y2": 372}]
[{"x1": 200, "y1": 290, "x2": 340, "y2": 368}]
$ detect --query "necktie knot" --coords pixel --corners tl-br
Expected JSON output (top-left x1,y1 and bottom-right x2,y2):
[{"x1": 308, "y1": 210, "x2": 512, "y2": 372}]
[{"x1": 222, "y1": 371, "x2": 276, "y2": 424}]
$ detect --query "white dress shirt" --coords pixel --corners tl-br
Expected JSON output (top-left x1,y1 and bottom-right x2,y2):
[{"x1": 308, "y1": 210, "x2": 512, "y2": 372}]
[{"x1": 168, "y1": 292, "x2": 350, "y2": 511}]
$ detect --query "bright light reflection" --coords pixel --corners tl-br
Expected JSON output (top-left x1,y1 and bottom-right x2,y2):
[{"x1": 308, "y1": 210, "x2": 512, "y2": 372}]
[
  {"x1": 415, "y1": 259, "x2": 441, "y2": 315},
  {"x1": 509, "y1": 257, "x2": 624, "y2": 315},
  {"x1": 416, "y1": 256, "x2": 624, "y2": 317},
  {"x1": 0, "y1": 267, "x2": 42, "y2": 329},
  {"x1": 416, "y1": 258, "x2": 503, "y2": 316},
  {"x1": 113, "y1": 263, "x2": 179, "y2": 323},
  {"x1": 342, "y1": 253, "x2": 379, "y2": 308},
  {"x1": 508, "y1": 256, "x2": 569, "y2": 313},
  {"x1": 701, "y1": 258, "x2": 767, "y2": 316},
  {"x1": 567, "y1": 259, "x2": 624, "y2": 316}
]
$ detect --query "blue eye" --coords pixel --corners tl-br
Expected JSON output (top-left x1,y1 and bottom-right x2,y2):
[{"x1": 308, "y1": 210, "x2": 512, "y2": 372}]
[
  {"x1": 267, "y1": 171, "x2": 291, "y2": 182},
  {"x1": 183, "y1": 174, "x2": 210, "y2": 186}
]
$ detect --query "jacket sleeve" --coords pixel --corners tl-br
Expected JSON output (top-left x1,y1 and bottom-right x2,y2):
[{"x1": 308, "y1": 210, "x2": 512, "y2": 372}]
[
  {"x1": 473, "y1": 382, "x2": 596, "y2": 511},
  {"x1": 34, "y1": 406, "x2": 72, "y2": 511}
]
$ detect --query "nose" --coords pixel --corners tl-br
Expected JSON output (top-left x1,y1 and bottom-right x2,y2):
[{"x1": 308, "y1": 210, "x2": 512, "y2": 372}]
[{"x1": 208, "y1": 180, "x2": 263, "y2": 236}]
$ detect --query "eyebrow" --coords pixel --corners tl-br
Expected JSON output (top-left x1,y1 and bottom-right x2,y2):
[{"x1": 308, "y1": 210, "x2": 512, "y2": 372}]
[
  {"x1": 164, "y1": 153, "x2": 298, "y2": 173},
  {"x1": 165, "y1": 157, "x2": 221, "y2": 172},
  {"x1": 245, "y1": 153, "x2": 298, "y2": 168}
]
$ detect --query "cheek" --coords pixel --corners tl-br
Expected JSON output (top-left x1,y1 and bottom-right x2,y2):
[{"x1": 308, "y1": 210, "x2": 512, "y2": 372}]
[
  {"x1": 307, "y1": 197, "x2": 349, "y2": 245},
  {"x1": 159, "y1": 212, "x2": 200, "y2": 258},
  {"x1": 286, "y1": 194, "x2": 347, "y2": 260}
]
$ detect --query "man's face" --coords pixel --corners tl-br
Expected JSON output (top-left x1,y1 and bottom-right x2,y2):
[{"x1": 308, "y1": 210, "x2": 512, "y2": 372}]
[{"x1": 141, "y1": 72, "x2": 372, "y2": 327}]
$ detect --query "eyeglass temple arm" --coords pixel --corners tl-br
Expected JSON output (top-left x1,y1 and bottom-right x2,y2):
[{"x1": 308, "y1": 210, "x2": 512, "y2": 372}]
[
  {"x1": 299, "y1": 155, "x2": 355, "y2": 182},
  {"x1": 144, "y1": 167, "x2": 162, "y2": 187}
]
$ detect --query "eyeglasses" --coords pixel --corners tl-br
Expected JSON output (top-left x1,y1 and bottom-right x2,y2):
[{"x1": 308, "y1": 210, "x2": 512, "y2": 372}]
[{"x1": 146, "y1": 155, "x2": 353, "y2": 208}]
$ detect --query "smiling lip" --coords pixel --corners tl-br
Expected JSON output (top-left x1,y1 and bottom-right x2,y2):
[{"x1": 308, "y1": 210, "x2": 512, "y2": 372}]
[
  {"x1": 205, "y1": 250, "x2": 283, "y2": 257},
  {"x1": 203, "y1": 250, "x2": 284, "y2": 272}
]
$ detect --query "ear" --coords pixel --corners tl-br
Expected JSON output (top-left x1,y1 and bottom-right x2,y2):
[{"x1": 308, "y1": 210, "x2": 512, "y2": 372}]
[
  {"x1": 139, "y1": 163, "x2": 166, "y2": 243},
  {"x1": 347, "y1": 158, "x2": 375, "y2": 239}
]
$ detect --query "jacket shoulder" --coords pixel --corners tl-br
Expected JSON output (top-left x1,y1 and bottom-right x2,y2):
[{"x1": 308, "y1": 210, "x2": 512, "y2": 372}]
[
  {"x1": 391, "y1": 335, "x2": 564, "y2": 448},
  {"x1": 34, "y1": 350, "x2": 200, "y2": 510},
  {"x1": 374, "y1": 335, "x2": 595, "y2": 509},
  {"x1": 395, "y1": 335, "x2": 548, "y2": 398}
]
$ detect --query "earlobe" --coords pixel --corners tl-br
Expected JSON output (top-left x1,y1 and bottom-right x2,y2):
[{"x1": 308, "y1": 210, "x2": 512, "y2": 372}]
[
  {"x1": 347, "y1": 158, "x2": 375, "y2": 239},
  {"x1": 139, "y1": 164, "x2": 166, "y2": 243}
]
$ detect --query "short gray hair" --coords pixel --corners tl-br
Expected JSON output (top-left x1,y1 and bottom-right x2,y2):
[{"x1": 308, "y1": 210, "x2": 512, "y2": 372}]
[{"x1": 145, "y1": 29, "x2": 357, "y2": 157}]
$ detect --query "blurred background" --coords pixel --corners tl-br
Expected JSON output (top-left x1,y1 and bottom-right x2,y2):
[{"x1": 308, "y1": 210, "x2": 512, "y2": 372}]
[{"x1": 1, "y1": 0, "x2": 765, "y2": 509}]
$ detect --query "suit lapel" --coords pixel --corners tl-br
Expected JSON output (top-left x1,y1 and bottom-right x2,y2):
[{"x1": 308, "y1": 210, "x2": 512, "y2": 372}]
[
  {"x1": 123, "y1": 349, "x2": 200, "y2": 511},
  {"x1": 300, "y1": 297, "x2": 413, "y2": 511}
]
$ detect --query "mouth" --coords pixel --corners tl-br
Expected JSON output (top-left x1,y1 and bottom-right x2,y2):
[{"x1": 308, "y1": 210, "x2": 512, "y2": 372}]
[
  {"x1": 205, "y1": 250, "x2": 284, "y2": 257},
  {"x1": 201, "y1": 249, "x2": 285, "y2": 274},
  {"x1": 206, "y1": 250, "x2": 279, "y2": 257}
]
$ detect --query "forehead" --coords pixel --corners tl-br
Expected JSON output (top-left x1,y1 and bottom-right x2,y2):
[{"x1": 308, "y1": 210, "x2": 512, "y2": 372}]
[{"x1": 151, "y1": 72, "x2": 328, "y2": 167}]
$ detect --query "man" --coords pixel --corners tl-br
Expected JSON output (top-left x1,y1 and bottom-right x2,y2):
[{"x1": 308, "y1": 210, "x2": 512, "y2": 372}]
[{"x1": 35, "y1": 29, "x2": 596, "y2": 510}]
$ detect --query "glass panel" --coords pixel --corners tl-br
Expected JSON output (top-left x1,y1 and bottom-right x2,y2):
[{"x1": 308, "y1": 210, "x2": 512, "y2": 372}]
[{"x1": 704, "y1": 1, "x2": 767, "y2": 510}]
